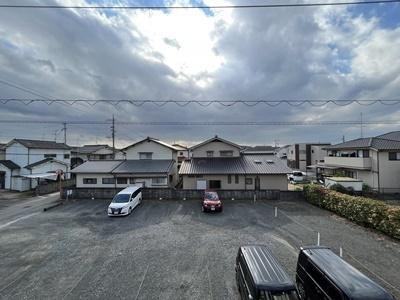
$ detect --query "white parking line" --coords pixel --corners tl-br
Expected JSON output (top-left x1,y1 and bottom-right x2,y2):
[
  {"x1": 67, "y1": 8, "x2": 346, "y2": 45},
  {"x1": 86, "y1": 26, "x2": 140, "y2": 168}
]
[
  {"x1": 0, "y1": 212, "x2": 40, "y2": 230},
  {"x1": 135, "y1": 264, "x2": 150, "y2": 300}
]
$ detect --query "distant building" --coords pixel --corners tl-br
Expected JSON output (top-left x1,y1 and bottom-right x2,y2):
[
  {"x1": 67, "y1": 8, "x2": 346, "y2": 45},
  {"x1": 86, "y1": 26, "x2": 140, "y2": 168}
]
[
  {"x1": 179, "y1": 136, "x2": 291, "y2": 190},
  {"x1": 0, "y1": 139, "x2": 71, "y2": 191},
  {"x1": 316, "y1": 131, "x2": 400, "y2": 193},
  {"x1": 280, "y1": 143, "x2": 330, "y2": 172},
  {"x1": 70, "y1": 144, "x2": 121, "y2": 168},
  {"x1": 241, "y1": 145, "x2": 277, "y2": 155},
  {"x1": 0, "y1": 143, "x2": 5, "y2": 160}
]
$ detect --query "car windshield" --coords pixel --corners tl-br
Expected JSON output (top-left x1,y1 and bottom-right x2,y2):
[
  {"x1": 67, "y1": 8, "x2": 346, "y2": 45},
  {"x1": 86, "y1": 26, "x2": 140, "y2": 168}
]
[
  {"x1": 260, "y1": 291, "x2": 299, "y2": 300},
  {"x1": 112, "y1": 194, "x2": 130, "y2": 203},
  {"x1": 205, "y1": 192, "x2": 218, "y2": 200}
]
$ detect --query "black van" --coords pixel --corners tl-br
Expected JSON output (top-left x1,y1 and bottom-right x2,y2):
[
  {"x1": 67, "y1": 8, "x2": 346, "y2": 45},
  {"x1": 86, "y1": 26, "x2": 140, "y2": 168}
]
[
  {"x1": 236, "y1": 245, "x2": 300, "y2": 300},
  {"x1": 296, "y1": 246, "x2": 396, "y2": 300}
]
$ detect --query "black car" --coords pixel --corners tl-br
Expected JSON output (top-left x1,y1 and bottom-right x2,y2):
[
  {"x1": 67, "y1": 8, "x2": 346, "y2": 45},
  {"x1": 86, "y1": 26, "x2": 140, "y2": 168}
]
[
  {"x1": 236, "y1": 245, "x2": 300, "y2": 300},
  {"x1": 296, "y1": 246, "x2": 396, "y2": 300}
]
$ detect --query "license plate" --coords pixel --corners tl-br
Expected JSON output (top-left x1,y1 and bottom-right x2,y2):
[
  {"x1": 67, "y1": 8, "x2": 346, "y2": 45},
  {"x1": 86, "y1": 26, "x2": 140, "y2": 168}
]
[
  {"x1": 211, "y1": 207, "x2": 215, "y2": 211},
  {"x1": 114, "y1": 211, "x2": 118, "y2": 215}
]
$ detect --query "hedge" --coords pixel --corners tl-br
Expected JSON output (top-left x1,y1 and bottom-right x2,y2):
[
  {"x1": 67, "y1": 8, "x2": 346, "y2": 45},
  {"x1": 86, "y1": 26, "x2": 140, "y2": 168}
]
[{"x1": 303, "y1": 184, "x2": 400, "y2": 240}]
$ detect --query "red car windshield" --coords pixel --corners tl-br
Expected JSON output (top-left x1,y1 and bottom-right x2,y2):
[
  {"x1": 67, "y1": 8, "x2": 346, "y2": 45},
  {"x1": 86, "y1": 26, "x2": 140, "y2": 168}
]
[{"x1": 205, "y1": 192, "x2": 218, "y2": 201}]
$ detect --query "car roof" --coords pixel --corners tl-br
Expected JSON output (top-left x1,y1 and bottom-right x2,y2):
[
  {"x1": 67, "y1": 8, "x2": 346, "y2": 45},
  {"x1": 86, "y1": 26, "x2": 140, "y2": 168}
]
[
  {"x1": 118, "y1": 186, "x2": 141, "y2": 194},
  {"x1": 241, "y1": 245, "x2": 296, "y2": 292},
  {"x1": 301, "y1": 246, "x2": 394, "y2": 300}
]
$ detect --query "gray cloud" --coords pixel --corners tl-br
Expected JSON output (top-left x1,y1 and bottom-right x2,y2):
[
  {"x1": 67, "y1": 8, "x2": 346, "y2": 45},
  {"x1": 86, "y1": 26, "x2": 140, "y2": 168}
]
[{"x1": 0, "y1": 1, "x2": 399, "y2": 147}]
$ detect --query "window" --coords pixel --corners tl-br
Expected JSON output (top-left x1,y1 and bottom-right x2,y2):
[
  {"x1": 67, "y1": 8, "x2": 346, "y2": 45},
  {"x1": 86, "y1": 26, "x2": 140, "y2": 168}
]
[
  {"x1": 209, "y1": 180, "x2": 221, "y2": 189},
  {"x1": 64, "y1": 154, "x2": 70, "y2": 159},
  {"x1": 235, "y1": 175, "x2": 239, "y2": 184},
  {"x1": 152, "y1": 177, "x2": 167, "y2": 185},
  {"x1": 389, "y1": 152, "x2": 400, "y2": 160},
  {"x1": 83, "y1": 178, "x2": 97, "y2": 184},
  {"x1": 102, "y1": 177, "x2": 115, "y2": 184},
  {"x1": 116, "y1": 177, "x2": 128, "y2": 184},
  {"x1": 99, "y1": 154, "x2": 107, "y2": 160},
  {"x1": 129, "y1": 177, "x2": 136, "y2": 184},
  {"x1": 179, "y1": 151, "x2": 183, "y2": 156},
  {"x1": 311, "y1": 149, "x2": 314, "y2": 154},
  {"x1": 228, "y1": 175, "x2": 232, "y2": 184},
  {"x1": 245, "y1": 178, "x2": 253, "y2": 185},
  {"x1": 139, "y1": 152, "x2": 152, "y2": 160},
  {"x1": 206, "y1": 151, "x2": 214, "y2": 157},
  {"x1": 44, "y1": 154, "x2": 56, "y2": 158},
  {"x1": 220, "y1": 150, "x2": 233, "y2": 157}
]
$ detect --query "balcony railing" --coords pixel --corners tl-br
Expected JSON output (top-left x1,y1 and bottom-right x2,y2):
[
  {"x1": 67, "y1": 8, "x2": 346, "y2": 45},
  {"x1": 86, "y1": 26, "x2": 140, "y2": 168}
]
[{"x1": 324, "y1": 156, "x2": 372, "y2": 169}]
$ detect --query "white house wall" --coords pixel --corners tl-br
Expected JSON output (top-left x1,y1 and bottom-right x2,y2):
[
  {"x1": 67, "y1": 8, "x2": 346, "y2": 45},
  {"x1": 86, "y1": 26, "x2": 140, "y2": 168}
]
[
  {"x1": 0, "y1": 164, "x2": 11, "y2": 189},
  {"x1": 124, "y1": 141, "x2": 176, "y2": 160},
  {"x1": 191, "y1": 141, "x2": 241, "y2": 158}
]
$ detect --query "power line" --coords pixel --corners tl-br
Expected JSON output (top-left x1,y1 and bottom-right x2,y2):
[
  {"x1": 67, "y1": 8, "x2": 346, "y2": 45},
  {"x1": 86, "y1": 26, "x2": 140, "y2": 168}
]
[
  {"x1": 0, "y1": 120, "x2": 399, "y2": 126},
  {"x1": 1, "y1": 98, "x2": 400, "y2": 107},
  {"x1": 0, "y1": 1, "x2": 399, "y2": 9}
]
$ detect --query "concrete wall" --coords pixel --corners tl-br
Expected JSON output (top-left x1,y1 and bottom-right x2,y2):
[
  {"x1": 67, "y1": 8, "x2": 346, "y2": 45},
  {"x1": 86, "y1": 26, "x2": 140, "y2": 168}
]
[
  {"x1": 311, "y1": 145, "x2": 327, "y2": 165},
  {"x1": 64, "y1": 187, "x2": 302, "y2": 201},
  {"x1": 182, "y1": 174, "x2": 288, "y2": 190},
  {"x1": 191, "y1": 141, "x2": 241, "y2": 158}
]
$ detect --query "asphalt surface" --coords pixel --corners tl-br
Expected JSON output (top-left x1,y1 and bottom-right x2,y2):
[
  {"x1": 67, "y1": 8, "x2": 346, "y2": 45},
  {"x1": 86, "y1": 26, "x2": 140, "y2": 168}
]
[{"x1": 0, "y1": 198, "x2": 399, "y2": 299}]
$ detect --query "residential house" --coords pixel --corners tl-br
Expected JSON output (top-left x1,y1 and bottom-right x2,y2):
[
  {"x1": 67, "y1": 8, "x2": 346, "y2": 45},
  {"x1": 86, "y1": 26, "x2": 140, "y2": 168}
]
[
  {"x1": 283, "y1": 143, "x2": 330, "y2": 172},
  {"x1": 0, "y1": 139, "x2": 71, "y2": 191},
  {"x1": 70, "y1": 144, "x2": 121, "y2": 168},
  {"x1": 179, "y1": 136, "x2": 291, "y2": 190},
  {"x1": 72, "y1": 160, "x2": 176, "y2": 188},
  {"x1": 71, "y1": 137, "x2": 179, "y2": 188},
  {"x1": 172, "y1": 143, "x2": 189, "y2": 170},
  {"x1": 316, "y1": 131, "x2": 400, "y2": 193}
]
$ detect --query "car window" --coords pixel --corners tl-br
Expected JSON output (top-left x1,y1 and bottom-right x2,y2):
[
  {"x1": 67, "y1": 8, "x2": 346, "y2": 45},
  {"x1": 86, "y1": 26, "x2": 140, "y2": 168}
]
[
  {"x1": 112, "y1": 194, "x2": 130, "y2": 203},
  {"x1": 205, "y1": 192, "x2": 218, "y2": 200}
]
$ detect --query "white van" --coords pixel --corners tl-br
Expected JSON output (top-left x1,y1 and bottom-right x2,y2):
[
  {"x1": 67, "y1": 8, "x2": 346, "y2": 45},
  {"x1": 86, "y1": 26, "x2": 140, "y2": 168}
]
[
  {"x1": 288, "y1": 171, "x2": 305, "y2": 183},
  {"x1": 107, "y1": 186, "x2": 142, "y2": 217}
]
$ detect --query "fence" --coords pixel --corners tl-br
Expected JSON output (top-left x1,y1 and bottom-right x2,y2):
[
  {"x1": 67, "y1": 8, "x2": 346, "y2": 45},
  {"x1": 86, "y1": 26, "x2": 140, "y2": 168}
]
[
  {"x1": 36, "y1": 179, "x2": 76, "y2": 195},
  {"x1": 62, "y1": 187, "x2": 304, "y2": 201}
]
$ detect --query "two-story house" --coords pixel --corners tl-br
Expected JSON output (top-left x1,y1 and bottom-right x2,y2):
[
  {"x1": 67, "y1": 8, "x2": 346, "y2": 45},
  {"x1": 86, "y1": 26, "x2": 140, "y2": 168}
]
[
  {"x1": 284, "y1": 143, "x2": 330, "y2": 172},
  {"x1": 70, "y1": 144, "x2": 122, "y2": 168},
  {"x1": 0, "y1": 139, "x2": 71, "y2": 191},
  {"x1": 316, "y1": 131, "x2": 400, "y2": 193},
  {"x1": 179, "y1": 136, "x2": 291, "y2": 190},
  {"x1": 71, "y1": 137, "x2": 179, "y2": 188}
]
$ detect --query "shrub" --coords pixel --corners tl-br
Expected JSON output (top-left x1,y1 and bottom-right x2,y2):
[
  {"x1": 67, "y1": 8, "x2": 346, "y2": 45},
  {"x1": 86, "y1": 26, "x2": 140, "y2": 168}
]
[
  {"x1": 303, "y1": 184, "x2": 400, "y2": 240},
  {"x1": 329, "y1": 183, "x2": 349, "y2": 194}
]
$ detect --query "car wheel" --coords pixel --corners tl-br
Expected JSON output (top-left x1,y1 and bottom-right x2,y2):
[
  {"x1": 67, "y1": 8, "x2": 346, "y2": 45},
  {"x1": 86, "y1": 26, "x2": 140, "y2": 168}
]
[{"x1": 297, "y1": 281, "x2": 307, "y2": 300}]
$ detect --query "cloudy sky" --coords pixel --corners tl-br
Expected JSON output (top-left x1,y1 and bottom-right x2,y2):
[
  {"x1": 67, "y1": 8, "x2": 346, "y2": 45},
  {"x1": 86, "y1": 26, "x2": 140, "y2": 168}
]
[{"x1": 0, "y1": 0, "x2": 399, "y2": 148}]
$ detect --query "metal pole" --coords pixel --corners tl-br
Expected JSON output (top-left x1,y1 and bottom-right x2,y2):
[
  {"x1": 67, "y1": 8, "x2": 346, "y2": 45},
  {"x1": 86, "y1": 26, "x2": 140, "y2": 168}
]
[
  {"x1": 63, "y1": 122, "x2": 67, "y2": 144},
  {"x1": 275, "y1": 207, "x2": 278, "y2": 217},
  {"x1": 340, "y1": 247, "x2": 343, "y2": 257},
  {"x1": 111, "y1": 115, "x2": 115, "y2": 159},
  {"x1": 317, "y1": 232, "x2": 320, "y2": 246}
]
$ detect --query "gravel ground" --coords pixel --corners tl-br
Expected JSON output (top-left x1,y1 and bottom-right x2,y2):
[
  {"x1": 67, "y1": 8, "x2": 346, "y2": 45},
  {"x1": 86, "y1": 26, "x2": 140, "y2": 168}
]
[{"x1": 0, "y1": 198, "x2": 399, "y2": 299}]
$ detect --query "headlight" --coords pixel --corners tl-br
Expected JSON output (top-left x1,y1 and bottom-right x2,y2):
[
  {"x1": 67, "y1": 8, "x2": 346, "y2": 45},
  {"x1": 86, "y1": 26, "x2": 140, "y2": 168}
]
[
  {"x1": 121, "y1": 206, "x2": 129, "y2": 212},
  {"x1": 108, "y1": 208, "x2": 112, "y2": 212}
]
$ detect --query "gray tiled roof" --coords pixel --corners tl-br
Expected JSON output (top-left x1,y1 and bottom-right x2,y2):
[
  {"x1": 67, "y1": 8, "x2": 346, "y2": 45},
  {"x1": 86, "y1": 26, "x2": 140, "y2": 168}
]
[
  {"x1": 0, "y1": 160, "x2": 20, "y2": 170},
  {"x1": 0, "y1": 143, "x2": 6, "y2": 150},
  {"x1": 11, "y1": 139, "x2": 70, "y2": 150},
  {"x1": 179, "y1": 157, "x2": 244, "y2": 174},
  {"x1": 375, "y1": 131, "x2": 400, "y2": 141},
  {"x1": 24, "y1": 158, "x2": 68, "y2": 170},
  {"x1": 71, "y1": 160, "x2": 124, "y2": 173},
  {"x1": 241, "y1": 155, "x2": 292, "y2": 174},
  {"x1": 112, "y1": 160, "x2": 174, "y2": 174},
  {"x1": 179, "y1": 155, "x2": 291, "y2": 175},
  {"x1": 71, "y1": 144, "x2": 110, "y2": 154},
  {"x1": 326, "y1": 131, "x2": 400, "y2": 151},
  {"x1": 122, "y1": 137, "x2": 180, "y2": 151},
  {"x1": 190, "y1": 136, "x2": 242, "y2": 150}
]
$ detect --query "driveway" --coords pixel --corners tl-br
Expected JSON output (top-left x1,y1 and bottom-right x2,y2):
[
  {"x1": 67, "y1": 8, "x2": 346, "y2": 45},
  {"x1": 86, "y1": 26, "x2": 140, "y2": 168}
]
[{"x1": 0, "y1": 198, "x2": 399, "y2": 299}]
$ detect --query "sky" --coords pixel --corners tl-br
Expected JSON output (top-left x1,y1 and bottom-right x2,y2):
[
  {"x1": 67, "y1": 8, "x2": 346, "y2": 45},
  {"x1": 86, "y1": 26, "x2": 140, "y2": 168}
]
[{"x1": 0, "y1": 0, "x2": 400, "y2": 148}]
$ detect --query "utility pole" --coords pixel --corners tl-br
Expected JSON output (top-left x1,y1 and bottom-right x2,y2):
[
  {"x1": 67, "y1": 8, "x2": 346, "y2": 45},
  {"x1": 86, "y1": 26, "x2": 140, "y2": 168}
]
[
  {"x1": 360, "y1": 112, "x2": 363, "y2": 138},
  {"x1": 342, "y1": 135, "x2": 345, "y2": 143},
  {"x1": 111, "y1": 115, "x2": 115, "y2": 159},
  {"x1": 63, "y1": 122, "x2": 67, "y2": 144}
]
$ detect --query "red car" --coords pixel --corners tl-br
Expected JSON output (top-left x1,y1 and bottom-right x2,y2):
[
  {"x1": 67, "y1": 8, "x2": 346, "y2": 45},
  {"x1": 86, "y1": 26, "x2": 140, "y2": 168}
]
[{"x1": 202, "y1": 190, "x2": 223, "y2": 212}]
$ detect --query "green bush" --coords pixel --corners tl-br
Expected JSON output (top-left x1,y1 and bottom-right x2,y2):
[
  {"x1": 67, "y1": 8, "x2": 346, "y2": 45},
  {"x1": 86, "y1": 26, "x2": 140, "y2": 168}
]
[{"x1": 303, "y1": 184, "x2": 400, "y2": 240}]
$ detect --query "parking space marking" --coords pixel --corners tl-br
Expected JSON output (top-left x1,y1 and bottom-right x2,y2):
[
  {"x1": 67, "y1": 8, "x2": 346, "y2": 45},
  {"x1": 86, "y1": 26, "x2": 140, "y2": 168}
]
[
  {"x1": 206, "y1": 263, "x2": 213, "y2": 300},
  {"x1": 0, "y1": 212, "x2": 40, "y2": 230},
  {"x1": 135, "y1": 264, "x2": 149, "y2": 300}
]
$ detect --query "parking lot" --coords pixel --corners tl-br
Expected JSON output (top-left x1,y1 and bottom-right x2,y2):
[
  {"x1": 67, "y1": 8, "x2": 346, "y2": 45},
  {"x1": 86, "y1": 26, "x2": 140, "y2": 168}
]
[{"x1": 0, "y1": 198, "x2": 399, "y2": 299}]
